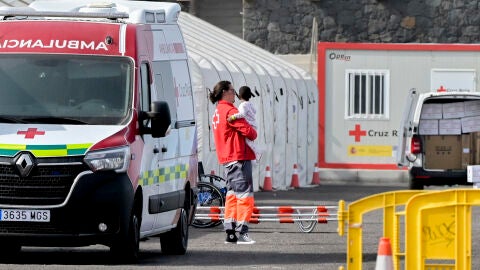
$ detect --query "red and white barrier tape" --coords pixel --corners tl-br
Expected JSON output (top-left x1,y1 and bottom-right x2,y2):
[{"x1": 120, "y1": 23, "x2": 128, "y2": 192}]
[{"x1": 195, "y1": 205, "x2": 338, "y2": 224}]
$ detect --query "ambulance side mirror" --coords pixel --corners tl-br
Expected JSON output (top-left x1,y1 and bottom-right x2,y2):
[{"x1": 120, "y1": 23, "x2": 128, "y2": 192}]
[{"x1": 145, "y1": 101, "x2": 171, "y2": 138}]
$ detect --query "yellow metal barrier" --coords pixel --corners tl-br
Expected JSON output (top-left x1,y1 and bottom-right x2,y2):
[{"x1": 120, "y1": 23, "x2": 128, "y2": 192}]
[
  {"x1": 339, "y1": 189, "x2": 480, "y2": 270},
  {"x1": 338, "y1": 190, "x2": 425, "y2": 269},
  {"x1": 405, "y1": 189, "x2": 480, "y2": 270}
]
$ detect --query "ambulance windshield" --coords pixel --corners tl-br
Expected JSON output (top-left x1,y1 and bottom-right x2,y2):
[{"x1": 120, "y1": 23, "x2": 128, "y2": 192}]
[{"x1": 0, "y1": 54, "x2": 133, "y2": 125}]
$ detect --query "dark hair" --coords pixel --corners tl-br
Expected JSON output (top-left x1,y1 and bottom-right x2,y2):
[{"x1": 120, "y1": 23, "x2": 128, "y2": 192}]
[
  {"x1": 238, "y1": 86, "x2": 253, "y2": 101},
  {"x1": 209, "y1": 80, "x2": 231, "y2": 104}
]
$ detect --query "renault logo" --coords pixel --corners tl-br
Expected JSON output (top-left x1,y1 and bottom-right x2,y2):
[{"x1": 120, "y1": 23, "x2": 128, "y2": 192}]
[{"x1": 16, "y1": 153, "x2": 34, "y2": 177}]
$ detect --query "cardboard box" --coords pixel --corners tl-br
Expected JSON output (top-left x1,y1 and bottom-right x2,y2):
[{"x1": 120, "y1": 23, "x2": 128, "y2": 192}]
[
  {"x1": 443, "y1": 102, "x2": 465, "y2": 119},
  {"x1": 439, "y1": 119, "x2": 461, "y2": 135},
  {"x1": 467, "y1": 165, "x2": 480, "y2": 183},
  {"x1": 420, "y1": 103, "x2": 443, "y2": 120},
  {"x1": 464, "y1": 100, "x2": 480, "y2": 117},
  {"x1": 461, "y1": 115, "x2": 480, "y2": 133},
  {"x1": 419, "y1": 119, "x2": 438, "y2": 135},
  {"x1": 424, "y1": 135, "x2": 462, "y2": 170},
  {"x1": 462, "y1": 133, "x2": 473, "y2": 169},
  {"x1": 474, "y1": 132, "x2": 480, "y2": 164}
]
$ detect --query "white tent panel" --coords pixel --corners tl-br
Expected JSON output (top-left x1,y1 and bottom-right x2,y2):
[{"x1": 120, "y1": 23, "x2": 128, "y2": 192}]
[
  {"x1": 288, "y1": 71, "x2": 309, "y2": 186},
  {"x1": 285, "y1": 76, "x2": 299, "y2": 187},
  {"x1": 179, "y1": 12, "x2": 318, "y2": 190},
  {"x1": 250, "y1": 64, "x2": 275, "y2": 189},
  {"x1": 271, "y1": 74, "x2": 288, "y2": 189},
  {"x1": 306, "y1": 79, "x2": 319, "y2": 183},
  {"x1": 298, "y1": 81, "x2": 310, "y2": 186},
  {"x1": 188, "y1": 53, "x2": 223, "y2": 175}
]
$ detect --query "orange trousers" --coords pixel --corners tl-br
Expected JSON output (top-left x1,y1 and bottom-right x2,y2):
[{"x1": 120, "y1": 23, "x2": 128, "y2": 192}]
[{"x1": 223, "y1": 160, "x2": 254, "y2": 234}]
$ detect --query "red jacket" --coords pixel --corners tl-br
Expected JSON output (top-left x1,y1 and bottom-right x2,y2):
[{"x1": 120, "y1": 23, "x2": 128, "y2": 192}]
[{"x1": 211, "y1": 100, "x2": 257, "y2": 164}]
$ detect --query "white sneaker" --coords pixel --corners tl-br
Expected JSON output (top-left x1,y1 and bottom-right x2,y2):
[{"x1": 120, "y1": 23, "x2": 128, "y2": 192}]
[{"x1": 237, "y1": 233, "x2": 255, "y2": 244}]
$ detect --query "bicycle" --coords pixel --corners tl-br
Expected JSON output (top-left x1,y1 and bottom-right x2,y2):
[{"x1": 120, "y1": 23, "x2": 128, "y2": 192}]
[{"x1": 193, "y1": 174, "x2": 227, "y2": 228}]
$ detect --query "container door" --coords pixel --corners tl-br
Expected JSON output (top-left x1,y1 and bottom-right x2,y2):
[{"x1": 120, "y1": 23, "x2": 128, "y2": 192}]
[{"x1": 430, "y1": 69, "x2": 476, "y2": 92}]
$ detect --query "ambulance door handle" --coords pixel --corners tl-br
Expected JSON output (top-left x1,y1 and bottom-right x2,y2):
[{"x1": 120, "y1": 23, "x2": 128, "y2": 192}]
[
  {"x1": 153, "y1": 144, "x2": 160, "y2": 154},
  {"x1": 153, "y1": 146, "x2": 167, "y2": 153}
]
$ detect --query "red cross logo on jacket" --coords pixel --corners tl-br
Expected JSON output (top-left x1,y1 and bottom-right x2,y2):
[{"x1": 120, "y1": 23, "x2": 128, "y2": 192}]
[{"x1": 212, "y1": 109, "x2": 220, "y2": 129}]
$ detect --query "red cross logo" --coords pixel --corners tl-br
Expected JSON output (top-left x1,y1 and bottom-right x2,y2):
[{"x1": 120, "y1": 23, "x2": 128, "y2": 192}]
[
  {"x1": 437, "y1": 85, "x2": 446, "y2": 92},
  {"x1": 17, "y1": 128, "x2": 45, "y2": 139},
  {"x1": 349, "y1": 124, "x2": 366, "y2": 142},
  {"x1": 211, "y1": 109, "x2": 220, "y2": 130}
]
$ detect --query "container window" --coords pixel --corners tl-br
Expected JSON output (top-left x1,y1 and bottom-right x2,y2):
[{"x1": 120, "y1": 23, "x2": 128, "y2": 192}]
[{"x1": 345, "y1": 69, "x2": 390, "y2": 120}]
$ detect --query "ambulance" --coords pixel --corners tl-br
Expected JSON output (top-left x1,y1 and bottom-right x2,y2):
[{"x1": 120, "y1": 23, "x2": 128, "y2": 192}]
[{"x1": 0, "y1": 0, "x2": 198, "y2": 261}]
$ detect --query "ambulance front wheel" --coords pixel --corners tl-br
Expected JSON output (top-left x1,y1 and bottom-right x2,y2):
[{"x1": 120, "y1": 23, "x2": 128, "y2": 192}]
[
  {"x1": 110, "y1": 210, "x2": 140, "y2": 262},
  {"x1": 160, "y1": 208, "x2": 188, "y2": 255}
]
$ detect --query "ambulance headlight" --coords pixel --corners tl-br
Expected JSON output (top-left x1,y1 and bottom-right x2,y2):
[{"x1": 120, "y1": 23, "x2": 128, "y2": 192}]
[{"x1": 84, "y1": 146, "x2": 130, "y2": 173}]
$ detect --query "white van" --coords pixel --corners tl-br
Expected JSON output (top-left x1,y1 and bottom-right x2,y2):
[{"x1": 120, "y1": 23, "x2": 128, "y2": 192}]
[
  {"x1": 397, "y1": 89, "x2": 480, "y2": 189},
  {"x1": 0, "y1": 0, "x2": 198, "y2": 261}
]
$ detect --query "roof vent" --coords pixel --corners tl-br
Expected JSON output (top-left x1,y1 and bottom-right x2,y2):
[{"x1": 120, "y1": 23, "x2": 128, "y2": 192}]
[{"x1": 79, "y1": 2, "x2": 118, "y2": 14}]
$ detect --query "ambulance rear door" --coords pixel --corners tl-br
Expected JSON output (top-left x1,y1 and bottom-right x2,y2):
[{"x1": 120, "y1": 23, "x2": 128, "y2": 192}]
[{"x1": 397, "y1": 88, "x2": 419, "y2": 167}]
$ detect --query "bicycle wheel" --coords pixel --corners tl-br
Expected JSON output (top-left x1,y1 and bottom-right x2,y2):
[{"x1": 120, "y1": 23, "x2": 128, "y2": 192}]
[
  {"x1": 193, "y1": 182, "x2": 224, "y2": 228},
  {"x1": 199, "y1": 174, "x2": 227, "y2": 198},
  {"x1": 295, "y1": 208, "x2": 318, "y2": 233},
  {"x1": 199, "y1": 174, "x2": 226, "y2": 187}
]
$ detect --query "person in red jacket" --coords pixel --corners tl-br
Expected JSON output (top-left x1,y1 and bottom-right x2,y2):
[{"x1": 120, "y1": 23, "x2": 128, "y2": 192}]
[{"x1": 209, "y1": 80, "x2": 257, "y2": 244}]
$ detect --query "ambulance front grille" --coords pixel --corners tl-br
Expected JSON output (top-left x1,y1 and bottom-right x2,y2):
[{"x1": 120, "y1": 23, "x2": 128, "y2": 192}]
[
  {"x1": 0, "y1": 221, "x2": 70, "y2": 234},
  {"x1": 0, "y1": 161, "x2": 88, "y2": 205}
]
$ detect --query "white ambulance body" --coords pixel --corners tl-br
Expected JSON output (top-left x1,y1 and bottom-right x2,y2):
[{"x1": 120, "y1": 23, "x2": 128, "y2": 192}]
[{"x1": 0, "y1": 0, "x2": 198, "y2": 261}]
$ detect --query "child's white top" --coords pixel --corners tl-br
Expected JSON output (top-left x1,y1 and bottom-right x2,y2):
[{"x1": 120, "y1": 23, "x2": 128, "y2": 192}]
[{"x1": 236, "y1": 101, "x2": 257, "y2": 129}]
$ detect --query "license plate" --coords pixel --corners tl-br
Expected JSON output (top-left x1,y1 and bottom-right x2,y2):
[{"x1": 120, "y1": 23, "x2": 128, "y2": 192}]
[{"x1": 0, "y1": 209, "x2": 50, "y2": 222}]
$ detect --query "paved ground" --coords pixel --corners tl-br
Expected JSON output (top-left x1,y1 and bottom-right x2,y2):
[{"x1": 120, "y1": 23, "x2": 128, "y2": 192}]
[
  {"x1": 185, "y1": 183, "x2": 407, "y2": 270},
  {"x1": 3, "y1": 182, "x2": 479, "y2": 270},
  {"x1": 0, "y1": 183, "x2": 404, "y2": 270},
  {"x1": 254, "y1": 182, "x2": 407, "y2": 206}
]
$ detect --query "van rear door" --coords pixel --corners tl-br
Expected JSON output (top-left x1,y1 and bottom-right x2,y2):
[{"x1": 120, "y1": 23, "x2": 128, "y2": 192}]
[{"x1": 397, "y1": 88, "x2": 419, "y2": 167}]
